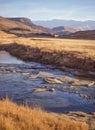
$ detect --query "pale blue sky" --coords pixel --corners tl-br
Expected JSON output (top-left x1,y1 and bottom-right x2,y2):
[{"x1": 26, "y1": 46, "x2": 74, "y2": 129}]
[{"x1": 0, "y1": 0, "x2": 95, "y2": 20}]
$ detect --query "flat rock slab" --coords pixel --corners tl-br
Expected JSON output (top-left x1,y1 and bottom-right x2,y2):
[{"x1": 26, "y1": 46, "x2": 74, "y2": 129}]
[
  {"x1": 30, "y1": 71, "x2": 54, "y2": 79},
  {"x1": 72, "y1": 81, "x2": 95, "y2": 87},
  {"x1": 34, "y1": 88, "x2": 47, "y2": 92},
  {"x1": 57, "y1": 76, "x2": 95, "y2": 87},
  {"x1": 44, "y1": 78, "x2": 63, "y2": 84},
  {"x1": 34, "y1": 87, "x2": 55, "y2": 92},
  {"x1": 57, "y1": 76, "x2": 79, "y2": 83}
]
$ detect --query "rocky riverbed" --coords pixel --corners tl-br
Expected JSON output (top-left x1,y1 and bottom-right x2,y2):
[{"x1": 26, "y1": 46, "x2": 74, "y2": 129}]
[{"x1": 0, "y1": 51, "x2": 95, "y2": 114}]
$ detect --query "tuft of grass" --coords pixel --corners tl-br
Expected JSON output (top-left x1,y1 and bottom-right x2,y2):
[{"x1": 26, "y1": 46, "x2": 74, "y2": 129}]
[{"x1": 0, "y1": 99, "x2": 88, "y2": 130}]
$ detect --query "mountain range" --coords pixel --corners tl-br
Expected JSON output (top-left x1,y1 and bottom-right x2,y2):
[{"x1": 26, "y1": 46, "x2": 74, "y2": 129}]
[
  {"x1": 0, "y1": 16, "x2": 95, "y2": 39},
  {"x1": 34, "y1": 19, "x2": 95, "y2": 30},
  {"x1": 0, "y1": 16, "x2": 78, "y2": 37},
  {"x1": 0, "y1": 16, "x2": 54, "y2": 37}
]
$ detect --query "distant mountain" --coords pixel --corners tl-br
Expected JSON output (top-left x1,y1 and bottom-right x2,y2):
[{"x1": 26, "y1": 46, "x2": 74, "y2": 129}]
[
  {"x1": 52, "y1": 26, "x2": 77, "y2": 35},
  {"x1": 8, "y1": 17, "x2": 54, "y2": 34},
  {"x1": 60, "y1": 30, "x2": 95, "y2": 40},
  {"x1": 0, "y1": 16, "x2": 54, "y2": 37},
  {"x1": 34, "y1": 19, "x2": 95, "y2": 30},
  {"x1": 9, "y1": 18, "x2": 77, "y2": 35},
  {"x1": 8, "y1": 17, "x2": 35, "y2": 27},
  {"x1": 0, "y1": 16, "x2": 31, "y2": 31},
  {"x1": 0, "y1": 17, "x2": 78, "y2": 37},
  {"x1": 1, "y1": 16, "x2": 94, "y2": 39}
]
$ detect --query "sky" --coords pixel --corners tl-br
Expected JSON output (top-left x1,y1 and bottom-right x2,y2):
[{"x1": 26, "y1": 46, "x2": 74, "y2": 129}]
[{"x1": 0, "y1": 0, "x2": 95, "y2": 21}]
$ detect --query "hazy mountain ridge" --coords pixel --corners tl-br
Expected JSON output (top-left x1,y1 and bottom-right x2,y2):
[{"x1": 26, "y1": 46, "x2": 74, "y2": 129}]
[
  {"x1": 0, "y1": 16, "x2": 95, "y2": 39},
  {"x1": 52, "y1": 26, "x2": 77, "y2": 35},
  {"x1": 9, "y1": 17, "x2": 77, "y2": 35},
  {"x1": 34, "y1": 19, "x2": 95, "y2": 30},
  {"x1": 0, "y1": 16, "x2": 78, "y2": 37}
]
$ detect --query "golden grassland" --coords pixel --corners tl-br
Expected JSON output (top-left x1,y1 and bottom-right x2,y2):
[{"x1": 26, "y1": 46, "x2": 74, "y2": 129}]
[
  {"x1": 0, "y1": 31, "x2": 95, "y2": 71},
  {"x1": 0, "y1": 99, "x2": 88, "y2": 130}
]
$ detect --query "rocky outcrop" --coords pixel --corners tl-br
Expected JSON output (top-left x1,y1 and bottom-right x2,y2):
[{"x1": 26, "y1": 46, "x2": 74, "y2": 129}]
[{"x1": 65, "y1": 112, "x2": 95, "y2": 130}]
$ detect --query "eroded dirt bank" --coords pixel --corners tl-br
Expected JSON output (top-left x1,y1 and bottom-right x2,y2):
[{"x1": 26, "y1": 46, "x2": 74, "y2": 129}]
[{"x1": 0, "y1": 43, "x2": 95, "y2": 72}]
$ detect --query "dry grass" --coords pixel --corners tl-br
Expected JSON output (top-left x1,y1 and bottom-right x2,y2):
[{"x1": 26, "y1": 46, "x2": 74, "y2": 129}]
[
  {"x1": 0, "y1": 31, "x2": 95, "y2": 71},
  {"x1": 0, "y1": 99, "x2": 88, "y2": 130},
  {"x1": 0, "y1": 31, "x2": 17, "y2": 38},
  {"x1": 0, "y1": 31, "x2": 95, "y2": 58}
]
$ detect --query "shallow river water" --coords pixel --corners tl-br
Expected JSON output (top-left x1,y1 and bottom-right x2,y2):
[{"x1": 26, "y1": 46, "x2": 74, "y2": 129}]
[{"x1": 0, "y1": 51, "x2": 95, "y2": 113}]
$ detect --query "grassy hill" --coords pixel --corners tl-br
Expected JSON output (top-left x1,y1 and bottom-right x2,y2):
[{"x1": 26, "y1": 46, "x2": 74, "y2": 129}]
[
  {"x1": 0, "y1": 17, "x2": 54, "y2": 37},
  {"x1": 60, "y1": 30, "x2": 95, "y2": 40}
]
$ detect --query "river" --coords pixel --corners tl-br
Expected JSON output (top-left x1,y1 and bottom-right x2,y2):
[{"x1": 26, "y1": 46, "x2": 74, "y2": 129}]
[{"x1": 0, "y1": 51, "x2": 95, "y2": 113}]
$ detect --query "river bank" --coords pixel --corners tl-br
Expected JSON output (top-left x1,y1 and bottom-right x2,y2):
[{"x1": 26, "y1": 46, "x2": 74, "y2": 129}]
[
  {"x1": 1, "y1": 42, "x2": 95, "y2": 72},
  {"x1": 0, "y1": 99, "x2": 89, "y2": 130},
  {"x1": 0, "y1": 34, "x2": 95, "y2": 72}
]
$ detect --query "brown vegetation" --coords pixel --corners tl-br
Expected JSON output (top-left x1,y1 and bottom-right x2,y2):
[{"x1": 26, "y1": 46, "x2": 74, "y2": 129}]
[
  {"x1": 0, "y1": 32, "x2": 95, "y2": 71},
  {"x1": 61, "y1": 30, "x2": 95, "y2": 40},
  {"x1": 0, "y1": 99, "x2": 88, "y2": 130},
  {"x1": 0, "y1": 17, "x2": 54, "y2": 37},
  {"x1": 52, "y1": 26, "x2": 77, "y2": 35}
]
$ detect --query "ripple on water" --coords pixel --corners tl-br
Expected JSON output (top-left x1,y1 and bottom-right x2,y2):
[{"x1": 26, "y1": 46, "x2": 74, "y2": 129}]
[{"x1": 0, "y1": 51, "x2": 95, "y2": 113}]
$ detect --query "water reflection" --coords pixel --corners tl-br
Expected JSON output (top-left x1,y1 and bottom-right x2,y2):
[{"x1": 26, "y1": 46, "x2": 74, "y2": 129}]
[{"x1": 0, "y1": 51, "x2": 24, "y2": 64}]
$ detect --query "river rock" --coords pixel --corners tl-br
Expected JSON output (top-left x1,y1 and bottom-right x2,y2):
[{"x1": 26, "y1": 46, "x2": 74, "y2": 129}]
[
  {"x1": 57, "y1": 76, "x2": 78, "y2": 84},
  {"x1": 34, "y1": 88, "x2": 47, "y2": 92},
  {"x1": 79, "y1": 94, "x2": 91, "y2": 99},
  {"x1": 88, "y1": 81, "x2": 95, "y2": 87},
  {"x1": 38, "y1": 71, "x2": 54, "y2": 77},
  {"x1": 21, "y1": 72, "x2": 30, "y2": 76},
  {"x1": 57, "y1": 76, "x2": 95, "y2": 88},
  {"x1": 48, "y1": 88, "x2": 55, "y2": 92},
  {"x1": 72, "y1": 80, "x2": 95, "y2": 87},
  {"x1": 42, "y1": 86, "x2": 49, "y2": 89},
  {"x1": 30, "y1": 71, "x2": 53, "y2": 79},
  {"x1": 12, "y1": 70, "x2": 16, "y2": 73},
  {"x1": 44, "y1": 78, "x2": 63, "y2": 84}
]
